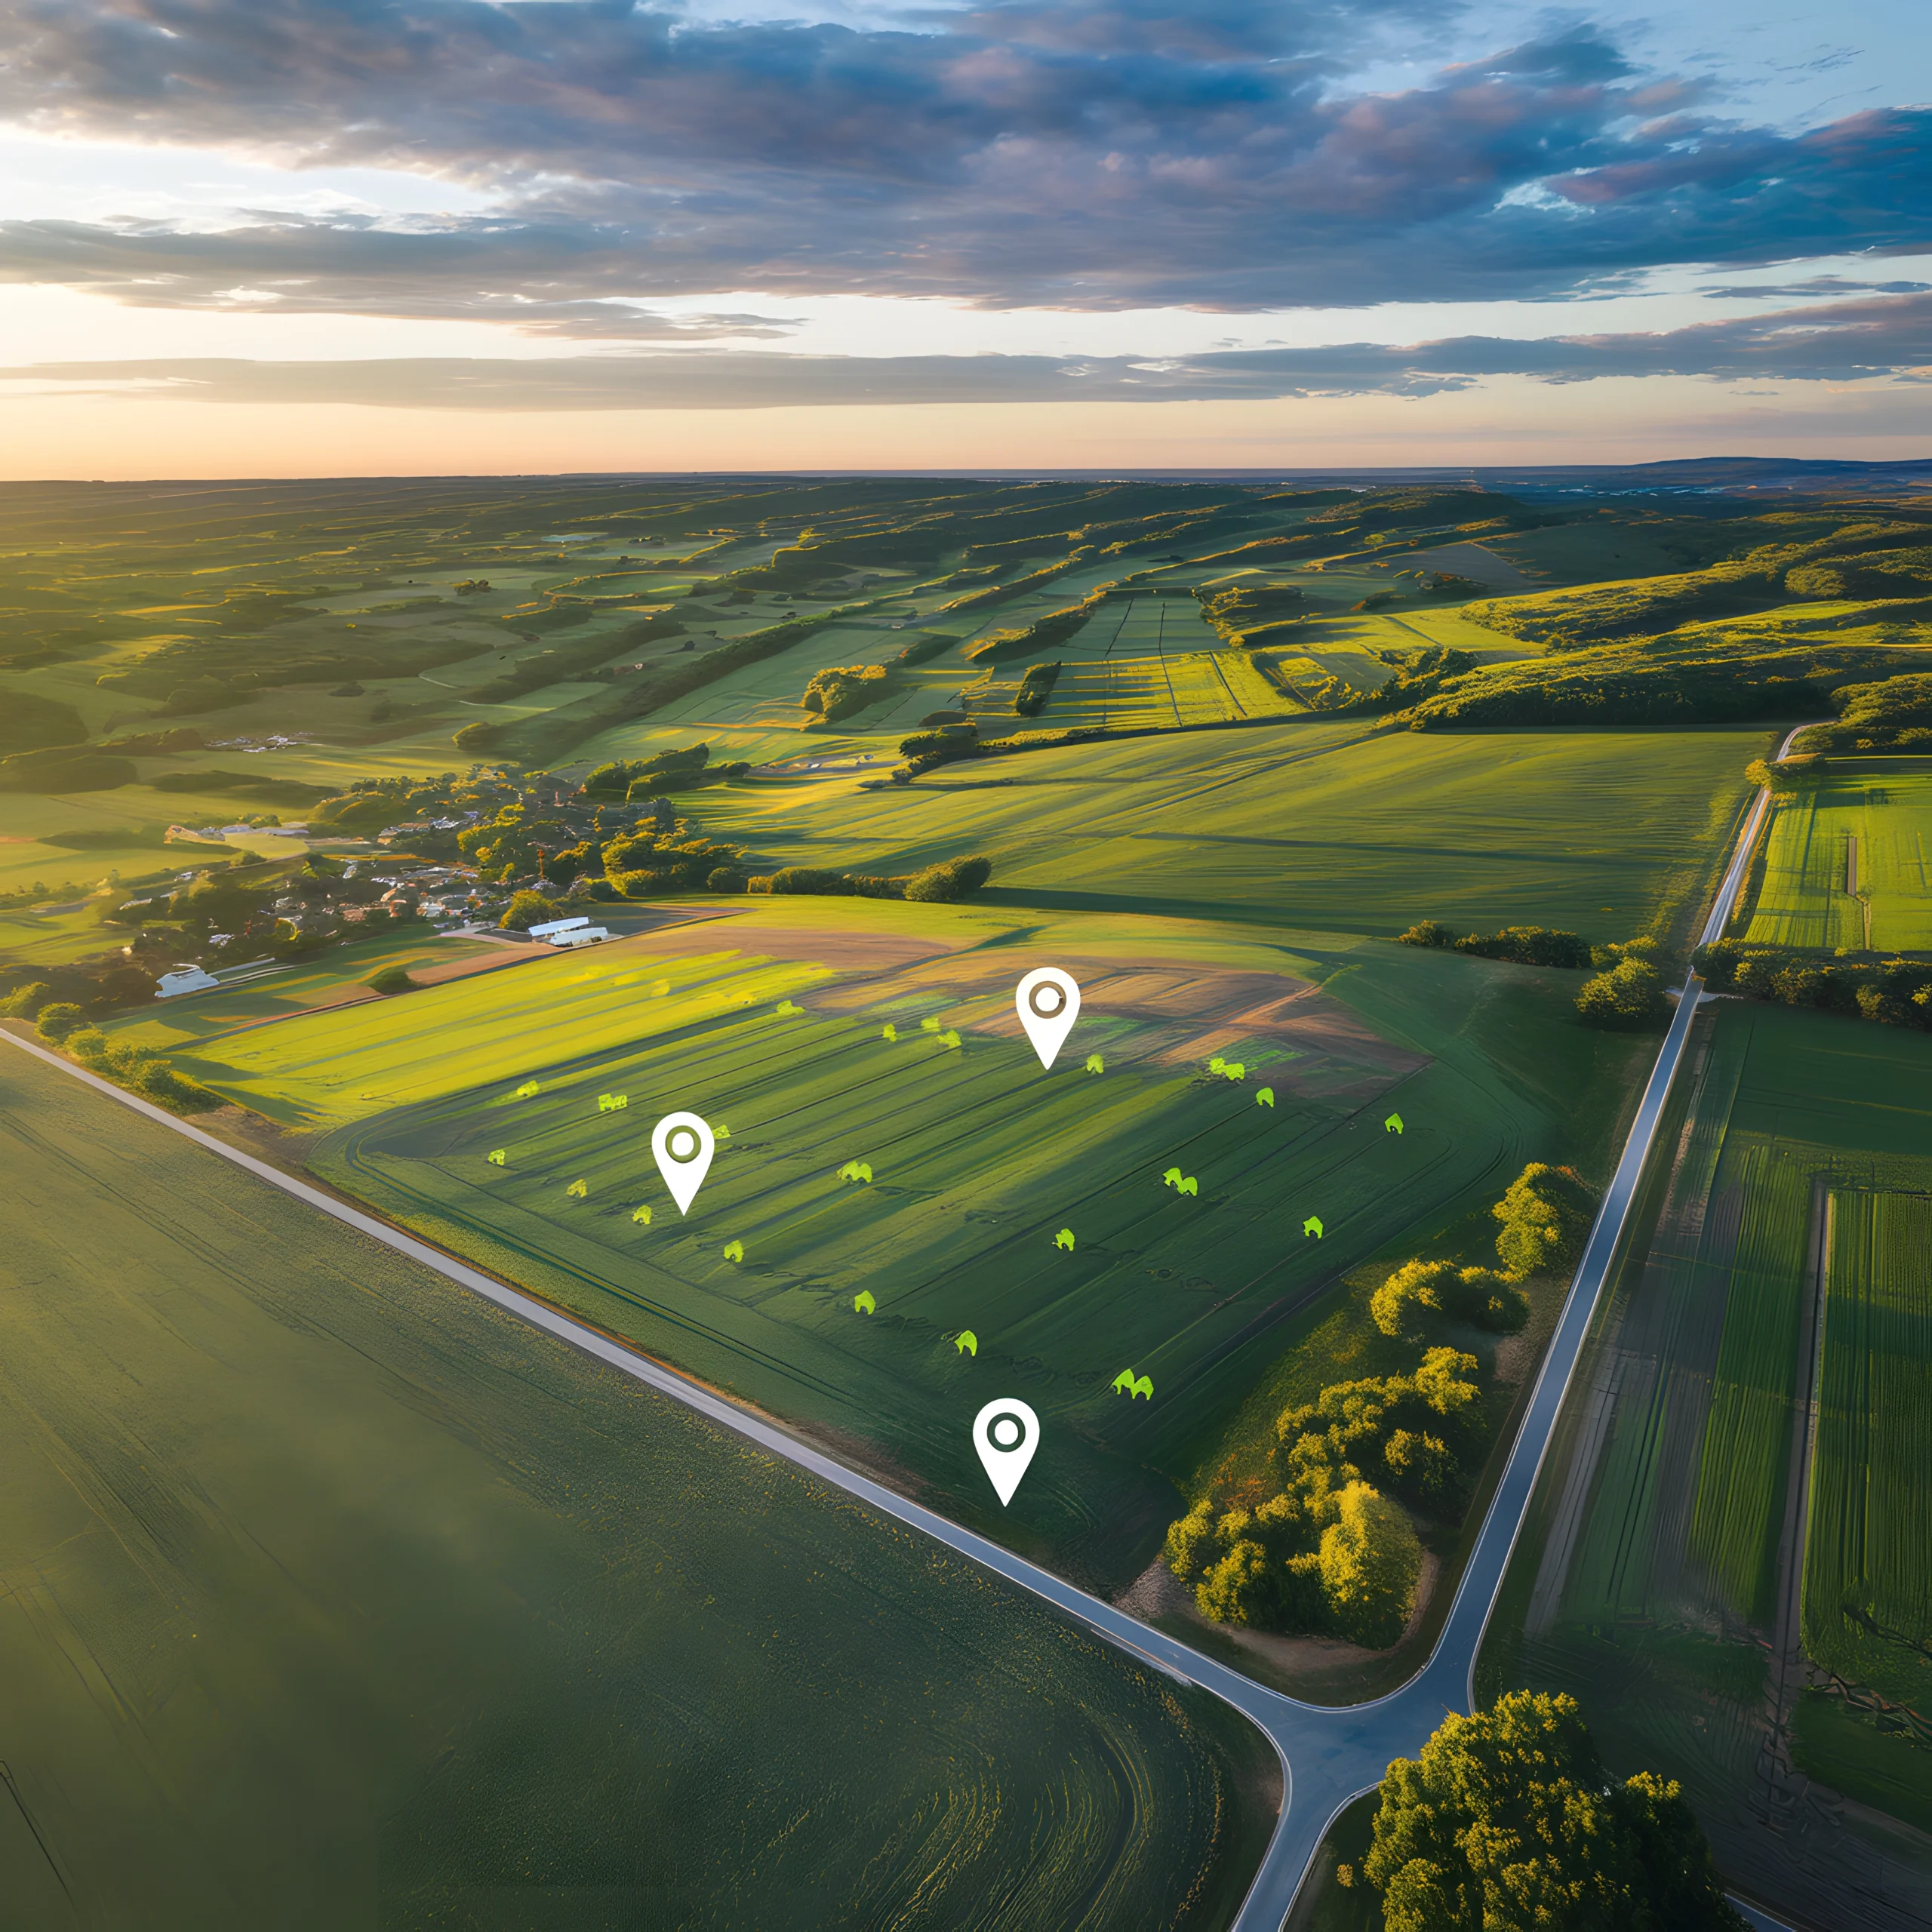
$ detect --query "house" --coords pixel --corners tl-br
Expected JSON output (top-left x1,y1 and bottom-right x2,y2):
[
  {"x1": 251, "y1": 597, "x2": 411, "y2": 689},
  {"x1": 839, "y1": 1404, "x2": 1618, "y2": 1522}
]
[
  {"x1": 527, "y1": 915, "x2": 591, "y2": 940},
  {"x1": 547, "y1": 925, "x2": 609, "y2": 949},
  {"x1": 156, "y1": 965, "x2": 220, "y2": 998}
]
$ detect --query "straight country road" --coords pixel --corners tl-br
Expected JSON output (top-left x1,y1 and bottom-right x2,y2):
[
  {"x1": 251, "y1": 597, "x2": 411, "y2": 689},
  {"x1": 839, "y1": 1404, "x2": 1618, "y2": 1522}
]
[{"x1": 0, "y1": 740, "x2": 1790, "y2": 1930}]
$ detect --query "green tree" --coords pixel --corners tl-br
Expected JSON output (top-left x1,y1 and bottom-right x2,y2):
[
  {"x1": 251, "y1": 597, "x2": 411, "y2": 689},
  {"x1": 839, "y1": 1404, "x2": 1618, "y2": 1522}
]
[
  {"x1": 1577, "y1": 954, "x2": 1669, "y2": 1027},
  {"x1": 500, "y1": 890, "x2": 560, "y2": 931},
  {"x1": 2, "y1": 980, "x2": 53, "y2": 1019},
  {"x1": 1315, "y1": 1481, "x2": 1420, "y2": 1647},
  {"x1": 1162, "y1": 1500, "x2": 1217, "y2": 1585},
  {"x1": 1493, "y1": 1163, "x2": 1593, "y2": 1275},
  {"x1": 1346, "y1": 1691, "x2": 1744, "y2": 1932},
  {"x1": 1196, "y1": 1538, "x2": 1272, "y2": 1626},
  {"x1": 903, "y1": 854, "x2": 993, "y2": 903},
  {"x1": 35, "y1": 1001, "x2": 85, "y2": 1042},
  {"x1": 1371, "y1": 1260, "x2": 1527, "y2": 1337},
  {"x1": 365, "y1": 964, "x2": 417, "y2": 995}
]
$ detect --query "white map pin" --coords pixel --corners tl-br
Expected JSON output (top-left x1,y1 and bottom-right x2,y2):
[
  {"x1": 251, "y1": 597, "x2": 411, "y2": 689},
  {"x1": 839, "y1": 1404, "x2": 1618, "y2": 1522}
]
[
  {"x1": 1014, "y1": 968, "x2": 1081, "y2": 1070},
  {"x1": 651, "y1": 1111, "x2": 715, "y2": 1216},
  {"x1": 973, "y1": 1397, "x2": 1041, "y2": 1506}
]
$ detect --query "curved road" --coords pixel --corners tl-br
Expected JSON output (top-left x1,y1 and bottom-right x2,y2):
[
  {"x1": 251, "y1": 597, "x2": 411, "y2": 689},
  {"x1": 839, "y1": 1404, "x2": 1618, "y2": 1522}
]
[{"x1": 1, "y1": 749, "x2": 1788, "y2": 1930}]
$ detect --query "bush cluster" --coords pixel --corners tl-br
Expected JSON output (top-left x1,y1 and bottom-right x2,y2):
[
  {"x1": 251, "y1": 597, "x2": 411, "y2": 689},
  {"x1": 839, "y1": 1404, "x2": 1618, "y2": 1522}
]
[
  {"x1": 1160, "y1": 1161, "x2": 1592, "y2": 1647},
  {"x1": 1696, "y1": 939, "x2": 1932, "y2": 1026},
  {"x1": 1396, "y1": 921, "x2": 1592, "y2": 969},
  {"x1": 1491, "y1": 1162, "x2": 1595, "y2": 1276},
  {"x1": 802, "y1": 663, "x2": 893, "y2": 721},
  {"x1": 1164, "y1": 1346, "x2": 1482, "y2": 1645},
  {"x1": 45, "y1": 1014, "x2": 222, "y2": 1112},
  {"x1": 1576, "y1": 937, "x2": 1673, "y2": 1027},
  {"x1": 740, "y1": 854, "x2": 993, "y2": 904},
  {"x1": 1790, "y1": 670, "x2": 1932, "y2": 756},
  {"x1": 1370, "y1": 1260, "x2": 1527, "y2": 1338},
  {"x1": 580, "y1": 743, "x2": 711, "y2": 798}
]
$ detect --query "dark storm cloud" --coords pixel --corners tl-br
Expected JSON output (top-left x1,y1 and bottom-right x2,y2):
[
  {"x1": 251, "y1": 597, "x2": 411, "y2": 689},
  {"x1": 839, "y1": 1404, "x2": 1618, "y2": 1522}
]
[
  {"x1": 9, "y1": 288, "x2": 1929, "y2": 409},
  {"x1": 0, "y1": 0, "x2": 1927, "y2": 315}
]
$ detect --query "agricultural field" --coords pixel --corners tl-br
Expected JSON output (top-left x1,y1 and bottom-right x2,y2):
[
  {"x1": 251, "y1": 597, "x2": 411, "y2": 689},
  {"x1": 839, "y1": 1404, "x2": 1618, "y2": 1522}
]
[
  {"x1": 700, "y1": 720, "x2": 1768, "y2": 945},
  {"x1": 1741, "y1": 766, "x2": 1932, "y2": 952},
  {"x1": 1804, "y1": 1189, "x2": 1932, "y2": 1718},
  {"x1": 143, "y1": 896, "x2": 1660, "y2": 1598},
  {"x1": 0, "y1": 1044, "x2": 1275, "y2": 1930},
  {"x1": 1479, "y1": 1000, "x2": 1932, "y2": 1928}
]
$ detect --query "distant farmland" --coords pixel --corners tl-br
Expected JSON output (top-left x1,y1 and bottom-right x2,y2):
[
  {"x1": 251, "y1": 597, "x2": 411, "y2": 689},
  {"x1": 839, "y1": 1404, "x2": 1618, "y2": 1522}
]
[
  {"x1": 0, "y1": 1045, "x2": 1274, "y2": 1930},
  {"x1": 699, "y1": 721, "x2": 1766, "y2": 946}
]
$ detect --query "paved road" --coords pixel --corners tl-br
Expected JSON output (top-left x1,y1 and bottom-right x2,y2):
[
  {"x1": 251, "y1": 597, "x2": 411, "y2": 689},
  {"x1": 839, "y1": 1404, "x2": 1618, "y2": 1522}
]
[{"x1": 0, "y1": 753, "x2": 1783, "y2": 1928}]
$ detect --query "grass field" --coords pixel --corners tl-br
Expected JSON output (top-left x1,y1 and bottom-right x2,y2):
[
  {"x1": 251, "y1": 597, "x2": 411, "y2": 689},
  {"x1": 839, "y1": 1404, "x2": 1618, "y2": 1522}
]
[
  {"x1": 144, "y1": 896, "x2": 1657, "y2": 1593},
  {"x1": 1478, "y1": 1001, "x2": 1932, "y2": 1921},
  {"x1": 1803, "y1": 1189, "x2": 1932, "y2": 1713},
  {"x1": 701, "y1": 722, "x2": 1766, "y2": 945},
  {"x1": 0, "y1": 1045, "x2": 1275, "y2": 1930},
  {"x1": 1743, "y1": 768, "x2": 1932, "y2": 952}
]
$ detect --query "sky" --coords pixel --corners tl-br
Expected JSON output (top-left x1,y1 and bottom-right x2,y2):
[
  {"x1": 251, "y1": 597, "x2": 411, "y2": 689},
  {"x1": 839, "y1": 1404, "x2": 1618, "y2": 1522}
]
[{"x1": 0, "y1": 0, "x2": 1927, "y2": 476}]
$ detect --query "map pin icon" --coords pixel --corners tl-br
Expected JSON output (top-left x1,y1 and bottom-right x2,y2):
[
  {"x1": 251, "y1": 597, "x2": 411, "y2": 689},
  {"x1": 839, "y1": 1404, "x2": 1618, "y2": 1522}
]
[
  {"x1": 651, "y1": 1111, "x2": 715, "y2": 1216},
  {"x1": 973, "y1": 1398, "x2": 1040, "y2": 1506},
  {"x1": 1015, "y1": 968, "x2": 1081, "y2": 1070}
]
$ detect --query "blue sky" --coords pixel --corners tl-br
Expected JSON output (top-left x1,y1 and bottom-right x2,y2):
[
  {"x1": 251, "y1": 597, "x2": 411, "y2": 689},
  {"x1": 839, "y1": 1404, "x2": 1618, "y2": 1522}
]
[{"x1": 0, "y1": 0, "x2": 1927, "y2": 472}]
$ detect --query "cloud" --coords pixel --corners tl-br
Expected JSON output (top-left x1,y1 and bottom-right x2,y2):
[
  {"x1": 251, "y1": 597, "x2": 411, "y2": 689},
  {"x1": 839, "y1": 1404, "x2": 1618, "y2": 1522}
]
[
  {"x1": 0, "y1": 217, "x2": 801, "y2": 336},
  {"x1": 10, "y1": 288, "x2": 1930, "y2": 409},
  {"x1": 1699, "y1": 275, "x2": 1932, "y2": 300},
  {"x1": 0, "y1": 1, "x2": 1927, "y2": 316}
]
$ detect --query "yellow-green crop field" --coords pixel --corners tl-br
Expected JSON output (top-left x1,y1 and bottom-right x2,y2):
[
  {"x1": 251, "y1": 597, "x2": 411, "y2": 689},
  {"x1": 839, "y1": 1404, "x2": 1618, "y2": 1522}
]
[{"x1": 1742, "y1": 764, "x2": 1932, "y2": 952}]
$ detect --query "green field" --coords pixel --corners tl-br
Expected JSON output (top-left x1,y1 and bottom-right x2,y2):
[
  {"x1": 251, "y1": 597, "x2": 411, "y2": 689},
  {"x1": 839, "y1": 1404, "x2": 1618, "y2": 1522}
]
[
  {"x1": 1743, "y1": 767, "x2": 1932, "y2": 952},
  {"x1": 1478, "y1": 1001, "x2": 1932, "y2": 1919},
  {"x1": 701, "y1": 722, "x2": 1765, "y2": 945},
  {"x1": 0, "y1": 1044, "x2": 1274, "y2": 1930},
  {"x1": 1804, "y1": 1189, "x2": 1932, "y2": 1713},
  {"x1": 144, "y1": 895, "x2": 1657, "y2": 1595}
]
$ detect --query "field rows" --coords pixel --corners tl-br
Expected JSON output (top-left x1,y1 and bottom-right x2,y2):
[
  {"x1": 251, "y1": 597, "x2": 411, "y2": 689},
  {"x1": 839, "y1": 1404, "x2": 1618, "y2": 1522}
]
[
  {"x1": 1745, "y1": 774, "x2": 1932, "y2": 952},
  {"x1": 1803, "y1": 1189, "x2": 1932, "y2": 1712}
]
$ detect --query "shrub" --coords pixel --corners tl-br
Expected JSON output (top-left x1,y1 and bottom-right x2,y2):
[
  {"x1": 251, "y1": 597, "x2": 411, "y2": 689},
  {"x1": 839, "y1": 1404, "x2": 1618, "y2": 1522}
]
[
  {"x1": 1383, "y1": 1429, "x2": 1459, "y2": 1504},
  {"x1": 1493, "y1": 1163, "x2": 1594, "y2": 1276},
  {"x1": 1395, "y1": 920, "x2": 1457, "y2": 949},
  {"x1": 1196, "y1": 1539, "x2": 1273, "y2": 1627},
  {"x1": 1577, "y1": 948, "x2": 1671, "y2": 1027},
  {"x1": 1163, "y1": 1500, "x2": 1217, "y2": 1585},
  {"x1": 2, "y1": 980, "x2": 53, "y2": 1019},
  {"x1": 35, "y1": 1001, "x2": 85, "y2": 1042},
  {"x1": 1316, "y1": 1482, "x2": 1421, "y2": 1647},
  {"x1": 803, "y1": 664, "x2": 893, "y2": 720},
  {"x1": 768, "y1": 866, "x2": 850, "y2": 896},
  {"x1": 365, "y1": 964, "x2": 417, "y2": 995},
  {"x1": 581, "y1": 744, "x2": 710, "y2": 797},
  {"x1": 1370, "y1": 1259, "x2": 1527, "y2": 1336},
  {"x1": 903, "y1": 854, "x2": 993, "y2": 903},
  {"x1": 707, "y1": 866, "x2": 746, "y2": 892},
  {"x1": 1454, "y1": 924, "x2": 1592, "y2": 970},
  {"x1": 500, "y1": 890, "x2": 561, "y2": 931}
]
